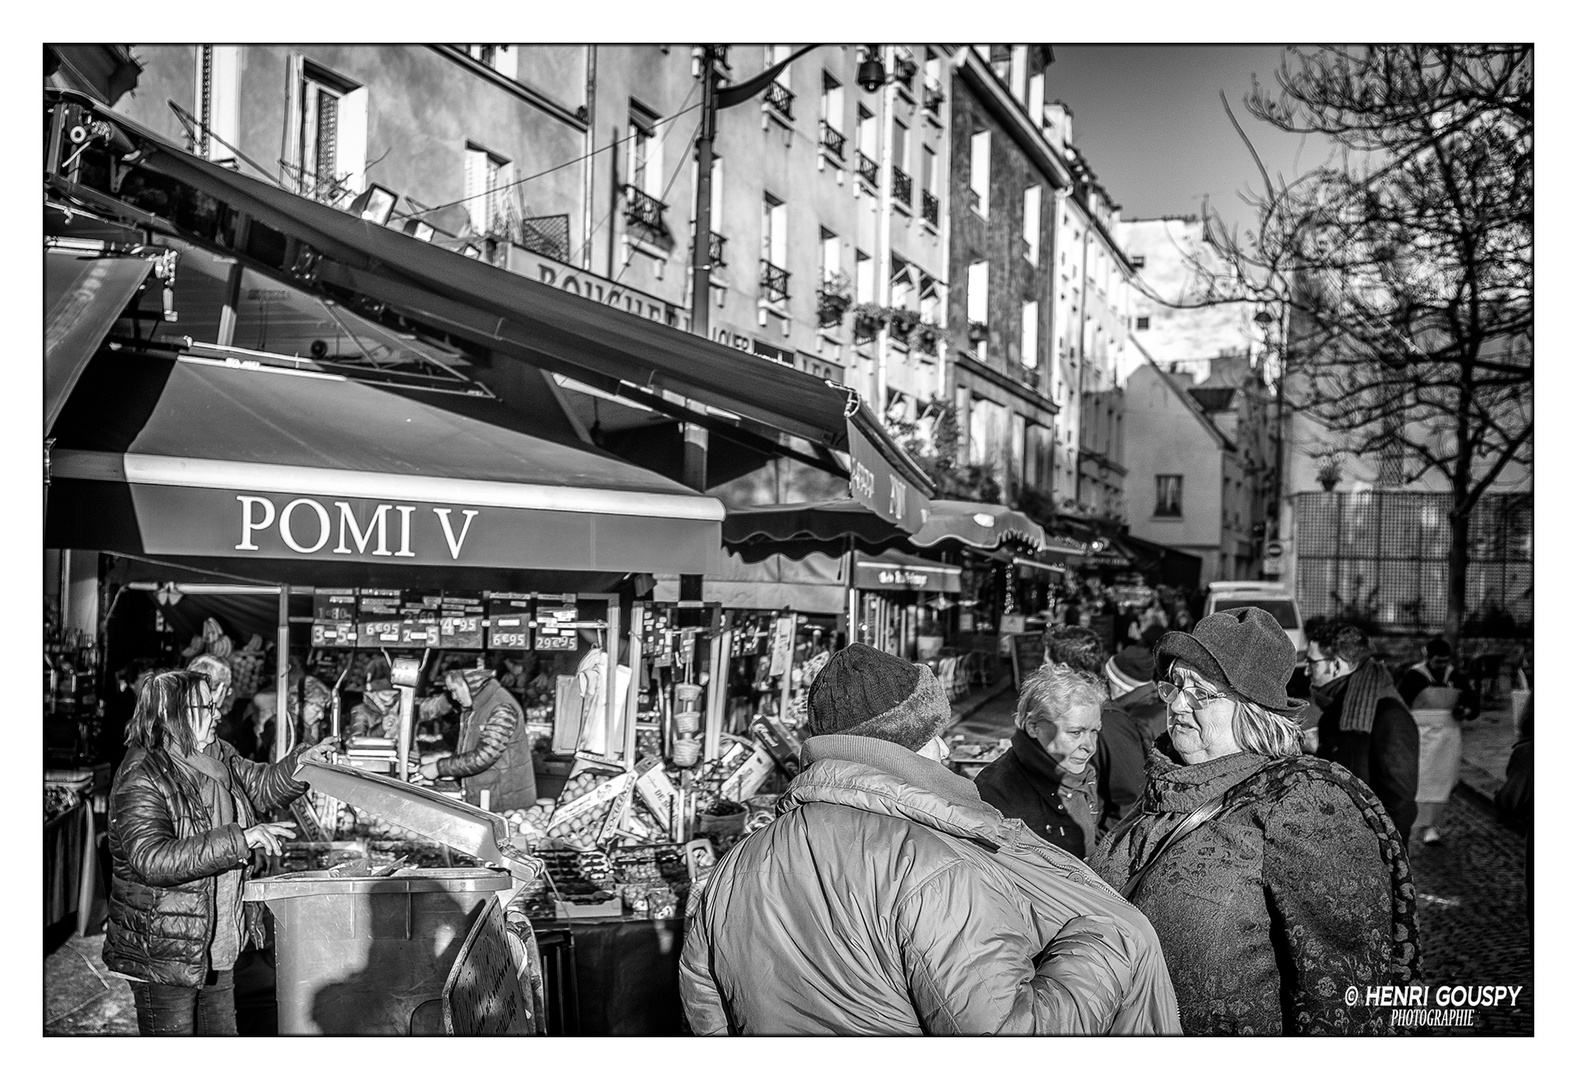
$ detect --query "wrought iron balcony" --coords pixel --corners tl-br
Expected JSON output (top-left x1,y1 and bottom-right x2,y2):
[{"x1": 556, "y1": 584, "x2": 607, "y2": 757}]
[
  {"x1": 623, "y1": 185, "x2": 669, "y2": 235},
  {"x1": 764, "y1": 80, "x2": 795, "y2": 121},
  {"x1": 856, "y1": 151, "x2": 878, "y2": 189},
  {"x1": 759, "y1": 259, "x2": 791, "y2": 304},
  {"x1": 820, "y1": 122, "x2": 846, "y2": 161},
  {"x1": 709, "y1": 230, "x2": 727, "y2": 267},
  {"x1": 892, "y1": 167, "x2": 913, "y2": 208},
  {"x1": 924, "y1": 79, "x2": 945, "y2": 114},
  {"x1": 922, "y1": 189, "x2": 940, "y2": 226}
]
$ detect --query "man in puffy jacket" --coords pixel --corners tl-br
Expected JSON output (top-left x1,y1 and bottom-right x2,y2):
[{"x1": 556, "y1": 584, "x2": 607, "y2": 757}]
[
  {"x1": 418, "y1": 666, "x2": 535, "y2": 812},
  {"x1": 679, "y1": 643, "x2": 1179, "y2": 1036}
]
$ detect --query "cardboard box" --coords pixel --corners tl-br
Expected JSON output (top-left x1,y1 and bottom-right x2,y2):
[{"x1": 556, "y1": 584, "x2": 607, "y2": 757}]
[
  {"x1": 749, "y1": 716, "x2": 801, "y2": 777},
  {"x1": 719, "y1": 746, "x2": 775, "y2": 802},
  {"x1": 633, "y1": 757, "x2": 681, "y2": 833}
]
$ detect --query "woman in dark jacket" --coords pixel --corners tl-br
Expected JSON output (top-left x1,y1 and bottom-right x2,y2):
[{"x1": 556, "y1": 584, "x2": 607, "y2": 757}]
[
  {"x1": 103, "y1": 669, "x2": 331, "y2": 1035},
  {"x1": 1089, "y1": 608, "x2": 1420, "y2": 1035},
  {"x1": 975, "y1": 661, "x2": 1105, "y2": 857}
]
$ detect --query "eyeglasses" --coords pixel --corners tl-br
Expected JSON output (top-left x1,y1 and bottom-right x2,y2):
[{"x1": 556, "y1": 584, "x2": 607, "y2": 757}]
[
  {"x1": 1156, "y1": 680, "x2": 1231, "y2": 712},
  {"x1": 1307, "y1": 655, "x2": 1339, "y2": 671}
]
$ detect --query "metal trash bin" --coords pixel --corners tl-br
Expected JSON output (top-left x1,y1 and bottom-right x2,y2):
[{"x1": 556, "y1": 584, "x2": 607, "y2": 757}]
[{"x1": 245, "y1": 761, "x2": 545, "y2": 1035}]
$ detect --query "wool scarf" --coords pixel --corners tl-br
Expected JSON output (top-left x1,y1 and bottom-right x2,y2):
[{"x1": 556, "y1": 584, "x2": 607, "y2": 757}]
[{"x1": 1335, "y1": 658, "x2": 1408, "y2": 734}]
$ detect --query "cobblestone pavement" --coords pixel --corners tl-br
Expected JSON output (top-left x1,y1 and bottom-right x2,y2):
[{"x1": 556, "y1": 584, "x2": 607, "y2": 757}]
[{"x1": 1406, "y1": 792, "x2": 1533, "y2": 1036}]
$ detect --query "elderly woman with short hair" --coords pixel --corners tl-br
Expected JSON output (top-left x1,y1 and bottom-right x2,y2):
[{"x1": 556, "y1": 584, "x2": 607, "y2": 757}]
[
  {"x1": 974, "y1": 662, "x2": 1106, "y2": 858},
  {"x1": 1088, "y1": 607, "x2": 1421, "y2": 1034}
]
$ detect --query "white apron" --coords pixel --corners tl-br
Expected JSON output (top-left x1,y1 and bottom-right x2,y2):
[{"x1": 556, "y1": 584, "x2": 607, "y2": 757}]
[{"x1": 1411, "y1": 684, "x2": 1462, "y2": 803}]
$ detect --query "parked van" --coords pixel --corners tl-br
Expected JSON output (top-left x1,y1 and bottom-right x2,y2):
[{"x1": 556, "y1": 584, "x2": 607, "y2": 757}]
[{"x1": 1205, "y1": 581, "x2": 1306, "y2": 659}]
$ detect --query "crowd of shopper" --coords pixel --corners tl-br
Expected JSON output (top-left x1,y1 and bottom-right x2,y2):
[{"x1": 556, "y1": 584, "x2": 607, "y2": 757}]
[{"x1": 679, "y1": 604, "x2": 1473, "y2": 1036}]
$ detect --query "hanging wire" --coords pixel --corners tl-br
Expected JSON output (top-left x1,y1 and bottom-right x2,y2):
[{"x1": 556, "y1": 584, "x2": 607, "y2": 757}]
[
  {"x1": 400, "y1": 97, "x2": 704, "y2": 224},
  {"x1": 611, "y1": 111, "x2": 704, "y2": 286}
]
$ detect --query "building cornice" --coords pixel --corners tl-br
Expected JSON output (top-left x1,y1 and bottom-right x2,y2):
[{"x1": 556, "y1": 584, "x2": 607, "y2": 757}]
[
  {"x1": 955, "y1": 50, "x2": 1073, "y2": 190},
  {"x1": 428, "y1": 45, "x2": 587, "y2": 132},
  {"x1": 954, "y1": 351, "x2": 1059, "y2": 415}
]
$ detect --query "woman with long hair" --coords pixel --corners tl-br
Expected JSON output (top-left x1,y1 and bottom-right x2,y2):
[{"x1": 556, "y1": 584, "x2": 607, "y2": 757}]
[{"x1": 102, "y1": 668, "x2": 333, "y2": 1035}]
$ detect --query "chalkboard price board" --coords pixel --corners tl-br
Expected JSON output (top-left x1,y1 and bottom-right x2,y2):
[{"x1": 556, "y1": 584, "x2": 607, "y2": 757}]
[{"x1": 1010, "y1": 632, "x2": 1045, "y2": 690}]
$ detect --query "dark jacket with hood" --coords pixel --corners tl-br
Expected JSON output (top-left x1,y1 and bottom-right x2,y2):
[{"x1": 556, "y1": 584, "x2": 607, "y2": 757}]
[
  {"x1": 974, "y1": 728, "x2": 1098, "y2": 857},
  {"x1": 1090, "y1": 740, "x2": 1420, "y2": 1035},
  {"x1": 1314, "y1": 672, "x2": 1419, "y2": 844},
  {"x1": 437, "y1": 670, "x2": 536, "y2": 812},
  {"x1": 103, "y1": 738, "x2": 310, "y2": 987},
  {"x1": 680, "y1": 733, "x2": 1180, "y2": 1035}
]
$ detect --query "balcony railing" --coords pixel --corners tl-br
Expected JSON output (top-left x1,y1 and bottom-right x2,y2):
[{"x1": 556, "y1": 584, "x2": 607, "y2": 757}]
[
  {"x1": 856, "y1": 151, "x2": 878, "y2": 188},
  {"x1": 924, "y1": 79, "x2": 945, "y2": 114},
  {"x1": 922, "y1": 190, "x2": 939, "y2": 226},
  {"x1": 820, "y1": 122, "x2": 846, "y2": 161},
  {"x1": 764, "y1": 81, "x2": 795, "y2": 121},
  {"x1": 623, "y1": 185, "x2": 669, "y2": 235},
  {"x1": 520, "y1": 214, "x2": 571, "y2": 262},
  {"x1": 709, "y1": 230, "x2": 727, "y2": 267},
  {"x1": 759, "y1": 258, "x2": 791, "y2": 304},
  {"x1": 892, "y1": 167, "x2": 913, "y2": 208}
]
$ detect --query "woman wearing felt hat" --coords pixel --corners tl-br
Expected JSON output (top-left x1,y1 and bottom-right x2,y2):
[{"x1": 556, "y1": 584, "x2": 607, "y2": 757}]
[{"x1": 1088, "y1": 607, "x2": 1421, "y2": 1035}]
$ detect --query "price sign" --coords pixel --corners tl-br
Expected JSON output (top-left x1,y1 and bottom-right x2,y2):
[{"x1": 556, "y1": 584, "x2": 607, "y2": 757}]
[
  {"x1": 358, "y1": 619, "x2": 402, "y2": 644},
  {"x1": 487, "y1": 615, "x2": 531, "y2": 651},
  {"x1": 439, "y1": 615, "x2": 484, "y2": 649}
]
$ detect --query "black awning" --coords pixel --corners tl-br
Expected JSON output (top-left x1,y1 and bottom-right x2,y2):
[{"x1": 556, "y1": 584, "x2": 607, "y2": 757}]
[
  {"x1": 50, "y1": 91, "x2": 934, "y2": 532},
  {"x1": 45, "y1": 251, "x2": 152, "y2": 434},
  {"x1": 47, "y1": 350, "x2": 723, "y2": 580},
  {"x1": 721, "y1": 500, "x2": 906, "y2": 564}
]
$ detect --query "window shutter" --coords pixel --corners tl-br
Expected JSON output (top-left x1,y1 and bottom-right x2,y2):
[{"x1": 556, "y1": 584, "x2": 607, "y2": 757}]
[
  {"x1": 337, "y1": 85, "x2": 369, "y2": 196},
  {"x1": 464, "y1": 146, "x2": 484, "y2": 236}
]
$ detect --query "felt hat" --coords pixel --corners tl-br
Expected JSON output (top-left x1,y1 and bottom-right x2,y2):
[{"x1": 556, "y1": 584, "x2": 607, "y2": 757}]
[
  {"x1": 805, "y1": 643, "x2": 949, "y2": 751},
  {"x1": 1155, "y1": 607, "x2": 1305, "y2": 715}
]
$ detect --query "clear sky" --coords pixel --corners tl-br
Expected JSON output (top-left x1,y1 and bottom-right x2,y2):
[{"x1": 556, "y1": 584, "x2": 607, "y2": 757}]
[{"x1": 1043, "y1": 46, "x2": 1336, "y2": 240}]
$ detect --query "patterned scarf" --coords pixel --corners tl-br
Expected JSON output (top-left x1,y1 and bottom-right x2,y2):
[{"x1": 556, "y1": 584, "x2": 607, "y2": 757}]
[{"x1": 1338, "y1": 658, "x2": 1408, "y2": 734}]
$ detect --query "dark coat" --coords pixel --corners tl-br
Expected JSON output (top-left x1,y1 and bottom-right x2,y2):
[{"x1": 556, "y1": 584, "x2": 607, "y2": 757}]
[
  {"x1": 1095, "y1": 684, "x2": 1169, "y2": 833},
  {"x1": 439, "y1": 674, "x2": 536, "y2": 812},
  {"x1": 1397, "y1": 662, "x2": 1480, "y2": 721},
  {"x1": 680, "y1": 734, "x2": 1181, "y2": 1035},
  {"x1": 103, "y1": 739, "x2": 309, "y2": 987},
  {"x1": 974, "y1": 729, "x2": 1098, "y2": 857},
  {"x1": 1315, "y1": 676, "x2": 1419, "y2": 844},
  {"x1": 1090, "y1": 743, "x2": 1420, "y2": 1035}
]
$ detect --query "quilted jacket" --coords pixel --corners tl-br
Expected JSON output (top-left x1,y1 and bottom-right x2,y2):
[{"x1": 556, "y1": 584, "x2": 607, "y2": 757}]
[
  {"x1": 679, "y1": 734, "x2": 1180, "y2": 1035},
  {"x1": 103, "y1": 739, "x2": 310, "y2": 987},
  {"x1": 437, "y1": 672, "x2": 535, "y2": 812},
  {"x1": 1089, "y1": 742, "x2": 1420, "y2": 1035}
]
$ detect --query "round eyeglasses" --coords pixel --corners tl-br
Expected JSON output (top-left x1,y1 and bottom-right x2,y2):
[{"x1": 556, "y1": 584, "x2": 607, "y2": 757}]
[{"x1": 1156, "y1": 680, "x2": 1231, "y2": 713}]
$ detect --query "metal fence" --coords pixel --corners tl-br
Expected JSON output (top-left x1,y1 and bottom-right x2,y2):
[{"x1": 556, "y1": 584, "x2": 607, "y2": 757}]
[{"x1": 1294, "y1": 490, "x2": 1532, "y2": 633}]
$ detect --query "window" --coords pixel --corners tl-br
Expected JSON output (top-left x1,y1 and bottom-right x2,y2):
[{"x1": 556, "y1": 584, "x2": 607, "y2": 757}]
[
  {"x1": 1022, "y1": 185, "x2": 1041, "y2": 265},
  {"x1": 1020, "y1": 301, "x2": 1039, "y2": 370},
  {"x1": 819, "y1": 72, "x2": 845, "y2": 159},
  {"x1": 628, "y1": 102, "x2": 663, "y2": 199},
  {"x1": 1025, "y1": 422, "x2": 1054, "y2": 494},
  {"x1": 967, "y1": 261, "x2": 989, "y2": 326},
  {"x1": 1136, "y1": 315, "x2": 1151, "y2": 330},
  {"x1": 1027, "y1": 72, "x2": 1045, "y2": 128},
  {"x1": 195, "y1": 46, "x2": 240, "y2": 163},
  {"x1": 467, "y1": 45, "x2": 517, "y2": 80},
  {"x1": 969, "y1": 132, "x2": 991, "y2": 216},
  {"x1": 1010, "y1": 45, "x2": 1028, "y2": 102},
  {"x1": 465, "y1": 143, "x2": 514, "y2": 237},
  {"x1": 855, "y1": 249, "x2": 874, "y2": 304},
  {"x1": 820, "y1": 228, "x2": 840, "y2": 282},
  {"x1": 764, "y1": 45, "x2": 794, "y2": 118},
  {"x1": 922, "y1": 146, "x2": 937, "y2": 196},
  {"x1": 1155, "y1": 475, "x2": 1184, "y2": 517},
  {"x1": 892, "y1": 118, "x2": 910, "y2": 175},
  {"x1": 1010, "y1": 413, "x2": 1027, "y2": 486},
  {"x1": 294, "y1": 60, "x2": 366, "y2": 205},
  {"x1": 760, "y1": 194, "x2": 789, "y2": 303}
]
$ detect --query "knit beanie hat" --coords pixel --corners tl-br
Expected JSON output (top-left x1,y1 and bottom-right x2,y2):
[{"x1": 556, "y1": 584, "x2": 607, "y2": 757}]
[
  {"x1": 805, "y1": 643, "x2": 950, "y2": 751},
  {"x1": 1105, "y1": 645, "x2": 1155, "y2": 697}
]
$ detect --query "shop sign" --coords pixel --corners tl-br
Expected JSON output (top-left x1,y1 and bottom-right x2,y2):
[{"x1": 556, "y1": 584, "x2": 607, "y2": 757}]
[
  {"x1": 852, "y1": 559, "x2": 962, "y2": 594},
  {"x1": 845, "y1": 422, "x2": 928, "y2": 534},
  {"x1": 512, "y1": 247, "x2": 688, "y2": 330},
  {"x1": 124, "y1": 485, "x2": 713, "y2": 574}
]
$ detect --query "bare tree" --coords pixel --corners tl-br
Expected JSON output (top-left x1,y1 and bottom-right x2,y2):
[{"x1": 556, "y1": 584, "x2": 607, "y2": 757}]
[{"x1": 1208, "y1": 45, "x2": 1531, "y2": 645}]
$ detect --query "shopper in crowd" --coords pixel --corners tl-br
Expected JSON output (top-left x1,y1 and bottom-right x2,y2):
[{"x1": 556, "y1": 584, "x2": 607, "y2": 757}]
[
  {"x1": 681, "y1": 643, "x2": 1180, "y2": 1035},
  {"x1": 1397, "y1": 637, "x2": 1479, "y2": 844},
  {"x1": 346, "y1": 658, "x2": 400, "y2": 740},
  {"x1": 975, "y1": 661, "x2": 1104, "y2": 857},
  {"x1": 284, "y1": 656, "x2": 333, "y2": 748},
  {"x1": 1095, "y1": 644, "x2": 1170, "y2": 833},
  {"x1": 418, "y1": 665, "x2": 535, "y2": 812},
  {"x1": 1042, "y1": 624, "x2": 1108, "y2": 677},
  {"x1": 103, "y1": 668, "x2": 335, "y2": 1035},
  {"x1": 1089, "y1": 608, "x2": 1420, "y2": 1034},
  {"x1": 1495, "y1": 701, "x2": 1532, "y2": 923},
  {"x1": 1307, "y1": 622, "x2": 1420, "y2": 844}
]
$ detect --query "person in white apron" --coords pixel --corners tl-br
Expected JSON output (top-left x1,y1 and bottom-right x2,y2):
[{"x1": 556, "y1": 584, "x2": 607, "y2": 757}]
[{"x1": 1398, "y1": 638, "x2": 1480, "y2": 844}]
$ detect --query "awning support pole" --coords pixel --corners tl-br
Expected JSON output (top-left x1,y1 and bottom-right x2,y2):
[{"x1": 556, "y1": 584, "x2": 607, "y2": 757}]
[{"x1": 274, "y1": 585, "x2": 289, "y2": 764}]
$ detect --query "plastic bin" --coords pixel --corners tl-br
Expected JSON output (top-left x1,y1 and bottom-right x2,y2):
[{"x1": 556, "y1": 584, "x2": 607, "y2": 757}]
[{"x1": 245, "y1": 868, "x2": 513, "y2": 1035}]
